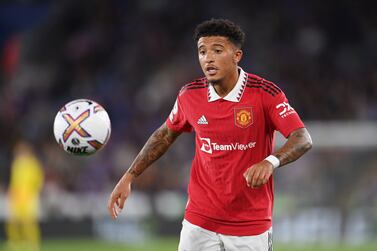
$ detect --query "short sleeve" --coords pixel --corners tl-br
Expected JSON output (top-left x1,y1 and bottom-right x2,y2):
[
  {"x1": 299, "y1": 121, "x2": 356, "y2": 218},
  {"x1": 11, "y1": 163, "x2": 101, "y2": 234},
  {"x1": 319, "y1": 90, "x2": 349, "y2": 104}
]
[
  {"x1": 165, "y1": 95, "x2": 193, "y2": 133},
  {"x1": 265, "y1": 91, "x2": 305, "y2": 138}
]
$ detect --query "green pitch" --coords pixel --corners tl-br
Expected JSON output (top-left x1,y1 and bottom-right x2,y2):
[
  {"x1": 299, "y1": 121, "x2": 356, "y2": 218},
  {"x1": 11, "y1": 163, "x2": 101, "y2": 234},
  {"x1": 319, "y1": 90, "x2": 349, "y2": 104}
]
[
  {"x1": 41, "y1": 238, "x2": 177, "y2": 251},
  {"x1": 36, "y1": 238, "x2": 377, "y2": 251}
]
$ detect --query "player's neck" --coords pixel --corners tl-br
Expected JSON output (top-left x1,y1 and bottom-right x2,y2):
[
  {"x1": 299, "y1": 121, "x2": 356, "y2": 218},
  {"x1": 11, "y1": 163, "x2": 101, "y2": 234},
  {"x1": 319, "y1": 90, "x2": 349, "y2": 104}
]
[{"x1": 213, "y1": 68, "x2": 239, "y2": 97}]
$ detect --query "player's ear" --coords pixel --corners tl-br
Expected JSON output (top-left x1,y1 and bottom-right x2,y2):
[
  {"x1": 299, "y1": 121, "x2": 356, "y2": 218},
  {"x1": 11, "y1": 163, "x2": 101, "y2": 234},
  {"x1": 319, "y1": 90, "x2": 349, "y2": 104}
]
[{"x1": 234, "y1": 49, "x2": 243, "y2": 64}]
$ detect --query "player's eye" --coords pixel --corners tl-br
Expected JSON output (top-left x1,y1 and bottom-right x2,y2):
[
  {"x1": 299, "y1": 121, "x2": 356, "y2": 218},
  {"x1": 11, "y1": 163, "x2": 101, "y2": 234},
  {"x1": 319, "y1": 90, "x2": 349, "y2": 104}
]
[
  {"x1": 199, "y1": 50, "x2": 206, "y2": 56},
  {"x1": 215, "y1": 49, "x2": 222, "y2": 54}
]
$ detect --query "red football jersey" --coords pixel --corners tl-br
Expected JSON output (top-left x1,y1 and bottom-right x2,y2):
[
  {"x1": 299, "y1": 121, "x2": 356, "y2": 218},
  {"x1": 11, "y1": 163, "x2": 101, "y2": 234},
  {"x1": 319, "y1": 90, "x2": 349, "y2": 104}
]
[{"x1": 165, "y1": 68, "x2": 305, "y2": 236}]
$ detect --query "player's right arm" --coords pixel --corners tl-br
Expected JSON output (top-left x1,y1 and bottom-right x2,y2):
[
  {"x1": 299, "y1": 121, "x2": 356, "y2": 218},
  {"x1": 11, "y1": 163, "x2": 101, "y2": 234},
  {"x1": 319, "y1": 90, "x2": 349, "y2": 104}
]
[{"x1": 107, "y1": 123, "x2": 181, "y2": 219}]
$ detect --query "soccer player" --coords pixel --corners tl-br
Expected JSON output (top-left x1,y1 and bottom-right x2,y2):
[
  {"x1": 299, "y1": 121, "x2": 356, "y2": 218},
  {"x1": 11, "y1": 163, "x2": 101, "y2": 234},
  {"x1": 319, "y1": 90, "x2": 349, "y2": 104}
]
[
  {"x1": 6, "y1": 140, "x2": 44, "y2": 251},
  {"x1": 108, "y1": 19, "x2": 312, "y2": 250}
]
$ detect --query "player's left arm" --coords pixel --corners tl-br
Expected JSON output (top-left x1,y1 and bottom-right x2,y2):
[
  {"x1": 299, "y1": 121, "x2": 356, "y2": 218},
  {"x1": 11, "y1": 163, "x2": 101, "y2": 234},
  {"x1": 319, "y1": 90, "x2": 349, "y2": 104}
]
[
  {"x1": 274, "y1": 127, "x2": 312, "y2": 166},
  {"x1": 244, "y1": 85, "x2": 312, "y2": 188},
  {"x1": 244, "y1": 127, "x2": 312, "y2": 188}
]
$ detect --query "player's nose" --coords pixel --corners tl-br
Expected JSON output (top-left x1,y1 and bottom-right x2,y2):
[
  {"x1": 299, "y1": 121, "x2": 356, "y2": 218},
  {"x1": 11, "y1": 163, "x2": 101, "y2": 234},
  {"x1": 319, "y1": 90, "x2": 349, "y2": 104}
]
[{"x1": 203, "y1": 51, "x2": 215, "y2": 63}]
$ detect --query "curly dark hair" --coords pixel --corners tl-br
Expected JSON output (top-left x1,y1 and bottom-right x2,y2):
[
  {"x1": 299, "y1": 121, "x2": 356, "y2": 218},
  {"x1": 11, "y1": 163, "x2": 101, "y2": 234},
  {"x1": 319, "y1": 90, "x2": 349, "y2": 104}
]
[{"x1": 193, "y1": 19, "x2": 245, "y2": 49}]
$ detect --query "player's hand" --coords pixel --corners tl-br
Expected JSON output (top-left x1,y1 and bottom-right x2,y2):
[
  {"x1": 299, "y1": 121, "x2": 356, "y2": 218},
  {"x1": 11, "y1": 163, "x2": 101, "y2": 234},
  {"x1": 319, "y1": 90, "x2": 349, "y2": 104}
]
[
  {"x1": 243, "y1": 160, "x2": 274, "y2": 188},
  {"x1": 107, "y1": 174, "x2": 133, "y2": 219}
]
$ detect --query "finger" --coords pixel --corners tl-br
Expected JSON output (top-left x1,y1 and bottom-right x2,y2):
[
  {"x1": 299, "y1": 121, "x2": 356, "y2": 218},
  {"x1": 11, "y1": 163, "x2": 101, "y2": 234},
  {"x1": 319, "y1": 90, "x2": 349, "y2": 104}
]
[
  {"x1": 255, "y1": 171, "x2": 266, "y2": 186},
  {"x1": 107, "y1": 197, "x2": 114, "y2": 217},
  {"x1": 262, "y1": 172, "x2": 271, "y2": 183},
  {"x1": 110, "y1": 205, "x2": 117, "y2": 219},
  {"x1": 108, "y1": 203, "x2": 116, "y2": 219},
  {"x1": 260, "y1": 173, "x2": 269, "y2": 185},
  {"x1": 108, "y1": 194, "x2": 119, "y2": 219},
  {"x1": 251, "y1": 169, "x2": 261, "y2": 188},
  {"x1": 256, "y1": 179, "x2": 264, "y2": 187},
  {"x1": 243, "y1": 170, "x2": 249, "y2": 185},
  {"x1": 245, "y1": 169, "x2": 253, "y2": 187},
  {"x1": 254, "y1": 170, "x2": 267, "y2": 188},
  {"x1": 243, "y1": 168, "x2": 249, "y2": 178},
  {"x1": 113, "y1": 206, "x2": 118, "y2": 218},
  {"x1": 118, "y1": 193, "x2": 128, "y2": 209},
  {"x1": 257, "y1": 170, "x2": 271, "y2": 186},
  {"x1": 253, "y1": 178, "x2": 265, "y2": 188}
]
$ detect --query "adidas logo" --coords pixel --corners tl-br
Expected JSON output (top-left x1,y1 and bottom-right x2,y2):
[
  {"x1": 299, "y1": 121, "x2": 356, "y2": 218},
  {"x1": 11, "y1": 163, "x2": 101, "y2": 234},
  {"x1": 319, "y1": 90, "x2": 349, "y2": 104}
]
[{"x1": 197, "y1": 115, "x2": 208, "y2": 125}]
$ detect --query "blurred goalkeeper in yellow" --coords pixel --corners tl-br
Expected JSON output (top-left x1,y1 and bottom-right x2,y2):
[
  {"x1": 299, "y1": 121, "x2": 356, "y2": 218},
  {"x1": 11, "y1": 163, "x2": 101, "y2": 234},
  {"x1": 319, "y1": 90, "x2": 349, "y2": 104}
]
[{"x1": 6, "y1": 140, "x2": 44, "y2": 251}]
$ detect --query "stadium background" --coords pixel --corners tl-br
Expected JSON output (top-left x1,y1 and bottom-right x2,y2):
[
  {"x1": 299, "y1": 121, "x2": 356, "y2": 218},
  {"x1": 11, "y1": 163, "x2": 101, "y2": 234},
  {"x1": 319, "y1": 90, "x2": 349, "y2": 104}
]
[{"x1": 0, "y1": 0, "x2": 376, "y2": 250}]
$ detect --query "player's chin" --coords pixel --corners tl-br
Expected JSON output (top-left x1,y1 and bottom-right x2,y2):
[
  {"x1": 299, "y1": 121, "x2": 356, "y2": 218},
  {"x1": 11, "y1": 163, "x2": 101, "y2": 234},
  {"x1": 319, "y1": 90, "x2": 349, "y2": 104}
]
[{"x1": 205, "y1": 74, "x2": 221, "y2": 83}]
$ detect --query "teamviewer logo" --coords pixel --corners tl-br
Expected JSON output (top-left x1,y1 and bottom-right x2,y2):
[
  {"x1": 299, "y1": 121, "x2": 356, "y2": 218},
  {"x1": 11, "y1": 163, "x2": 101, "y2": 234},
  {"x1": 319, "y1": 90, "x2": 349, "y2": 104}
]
[
  {"x1": 199, "y1": 138, "x2": 256, "y2": 154},
  {"x1": 200, "y1": 137, "x2": 212, "y2": 154}
]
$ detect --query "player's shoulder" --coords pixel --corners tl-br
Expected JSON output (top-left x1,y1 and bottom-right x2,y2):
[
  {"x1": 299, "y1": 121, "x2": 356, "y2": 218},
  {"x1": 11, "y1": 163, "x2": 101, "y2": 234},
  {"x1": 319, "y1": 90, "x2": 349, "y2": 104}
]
[
  {"x1": 178, "y1": 77, "x2": 208, "y2": 96},
  {"x1": 244, "y1": 72, "x2": 282, "y2": 98}
]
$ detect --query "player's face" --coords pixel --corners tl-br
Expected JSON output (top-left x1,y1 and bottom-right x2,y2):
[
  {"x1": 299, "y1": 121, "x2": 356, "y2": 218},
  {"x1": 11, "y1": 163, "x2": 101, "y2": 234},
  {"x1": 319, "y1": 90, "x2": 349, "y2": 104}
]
[{"x1": 197, "y1": 36, "x2": 242, "y2": 83}]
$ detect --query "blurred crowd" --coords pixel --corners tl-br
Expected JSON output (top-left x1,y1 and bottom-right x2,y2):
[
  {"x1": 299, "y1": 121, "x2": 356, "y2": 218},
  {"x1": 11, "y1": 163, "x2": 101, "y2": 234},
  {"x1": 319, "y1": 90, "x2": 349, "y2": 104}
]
[{"x1": 0, "y1": 0, "x2": 376, "y2": 196}]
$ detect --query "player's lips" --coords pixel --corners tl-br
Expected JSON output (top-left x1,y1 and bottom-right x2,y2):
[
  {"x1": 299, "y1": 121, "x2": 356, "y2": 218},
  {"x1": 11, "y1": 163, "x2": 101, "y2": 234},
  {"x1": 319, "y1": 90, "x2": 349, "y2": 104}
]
[{"x1": 205, "y1": 66, "x2": 218, "y2": 75}]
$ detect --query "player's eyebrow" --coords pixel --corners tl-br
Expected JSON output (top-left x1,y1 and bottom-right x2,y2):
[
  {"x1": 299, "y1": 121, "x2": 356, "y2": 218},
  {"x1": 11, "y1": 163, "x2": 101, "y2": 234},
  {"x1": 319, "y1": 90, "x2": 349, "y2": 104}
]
[
  {"x1": 212, "y1": 43, "x2": 225, "y2": 48},
  {"x1": 198, "y1": 43, "x2": 225, "y2": 50}
]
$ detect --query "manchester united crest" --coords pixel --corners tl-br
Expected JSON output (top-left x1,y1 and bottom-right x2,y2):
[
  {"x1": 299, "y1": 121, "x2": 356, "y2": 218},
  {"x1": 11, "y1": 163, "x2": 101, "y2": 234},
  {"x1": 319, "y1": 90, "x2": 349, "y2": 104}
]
[{"x1": 234, "y1": 107, "x2": 253, "y2": 128}]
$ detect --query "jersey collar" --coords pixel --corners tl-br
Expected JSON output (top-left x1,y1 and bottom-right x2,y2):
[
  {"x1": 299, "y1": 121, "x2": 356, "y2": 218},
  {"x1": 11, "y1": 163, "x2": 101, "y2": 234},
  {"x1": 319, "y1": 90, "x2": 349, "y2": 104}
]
[{"x1": 208, "y1": 67, "x2": 248, "y2": 103}]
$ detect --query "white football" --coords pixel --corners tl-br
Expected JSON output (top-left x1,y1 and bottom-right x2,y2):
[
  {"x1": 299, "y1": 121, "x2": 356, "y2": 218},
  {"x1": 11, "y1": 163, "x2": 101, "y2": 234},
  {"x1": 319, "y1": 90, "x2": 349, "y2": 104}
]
[{"x1": 53, "y1": 99, "x2": 111, "y2": 155}]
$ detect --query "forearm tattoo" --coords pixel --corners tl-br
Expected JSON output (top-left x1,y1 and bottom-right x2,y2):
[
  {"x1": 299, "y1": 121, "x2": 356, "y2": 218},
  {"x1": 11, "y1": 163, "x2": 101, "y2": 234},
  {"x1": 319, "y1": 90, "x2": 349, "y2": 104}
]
[
  {"x1": 274, "y1": 128, "x2": 312, "y2": 167},
  {"x1": 126, "y1": 123, "x2": 180, "y2": 177}
]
